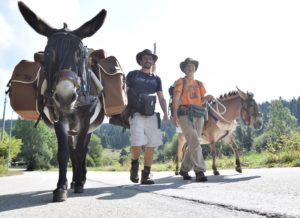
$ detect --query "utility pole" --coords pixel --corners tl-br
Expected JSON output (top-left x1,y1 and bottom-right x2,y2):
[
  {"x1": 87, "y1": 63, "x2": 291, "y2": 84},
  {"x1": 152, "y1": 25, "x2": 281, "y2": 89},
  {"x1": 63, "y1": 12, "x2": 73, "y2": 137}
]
[
  {"x1": 8, "y1": 111, "x2": 13, "y2": 168},
  {"x1": 1, "y1": 93, "x2": 7, "y2": 142}
]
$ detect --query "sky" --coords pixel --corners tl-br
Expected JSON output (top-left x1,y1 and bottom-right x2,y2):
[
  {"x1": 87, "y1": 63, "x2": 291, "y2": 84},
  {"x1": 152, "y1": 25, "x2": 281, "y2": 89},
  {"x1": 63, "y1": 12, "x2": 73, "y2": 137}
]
[{"x1": 1, "y1": 0, "x2": 300, "y2": 121}]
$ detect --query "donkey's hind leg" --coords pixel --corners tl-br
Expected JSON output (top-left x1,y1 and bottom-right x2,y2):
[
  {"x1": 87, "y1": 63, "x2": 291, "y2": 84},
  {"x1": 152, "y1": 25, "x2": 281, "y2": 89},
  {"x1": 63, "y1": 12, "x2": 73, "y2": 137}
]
[
  {"x1": 210, "y1": 142, "x2": 220, "y2": 175},
  {"x1": 174, "y1": 133, "x2": 186, "y2": 175},
  {"x1": 229, "y1": 136, "x2": 242, "y2": 173}
]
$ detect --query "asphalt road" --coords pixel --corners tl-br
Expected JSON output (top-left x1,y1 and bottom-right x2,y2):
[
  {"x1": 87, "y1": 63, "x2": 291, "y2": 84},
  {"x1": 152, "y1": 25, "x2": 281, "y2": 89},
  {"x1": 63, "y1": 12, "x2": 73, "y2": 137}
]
[{"x1": 0, "y1": 167, "x2": 300, "y2": 218}]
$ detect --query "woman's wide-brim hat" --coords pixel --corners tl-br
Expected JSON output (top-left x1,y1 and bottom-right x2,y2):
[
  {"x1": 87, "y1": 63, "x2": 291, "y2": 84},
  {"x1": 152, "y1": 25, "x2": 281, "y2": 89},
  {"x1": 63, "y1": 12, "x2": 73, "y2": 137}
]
[
  {"x1": 180, "y1": 57, "x2": 199, "y2": 73},
  {"x1": 136, "y1": 49, "x2": 158, "y2": 65}
]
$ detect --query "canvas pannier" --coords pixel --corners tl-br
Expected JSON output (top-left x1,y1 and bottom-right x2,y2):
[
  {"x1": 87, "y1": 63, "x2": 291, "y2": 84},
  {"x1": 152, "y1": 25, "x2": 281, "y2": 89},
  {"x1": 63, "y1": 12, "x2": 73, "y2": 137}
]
[
  {"x1": 98, "y1": 56, "x2": 127, "y2": 116},
  {"x1": 8, "y1": 60, "x2": 41, "y2": 120}
]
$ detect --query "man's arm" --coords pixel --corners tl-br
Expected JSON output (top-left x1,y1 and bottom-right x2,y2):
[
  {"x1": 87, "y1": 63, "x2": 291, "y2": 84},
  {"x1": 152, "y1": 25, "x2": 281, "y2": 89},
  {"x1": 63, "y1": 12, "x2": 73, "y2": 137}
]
[{"x1": 172, "y1": 91, "x2": 181, "y2": 127}]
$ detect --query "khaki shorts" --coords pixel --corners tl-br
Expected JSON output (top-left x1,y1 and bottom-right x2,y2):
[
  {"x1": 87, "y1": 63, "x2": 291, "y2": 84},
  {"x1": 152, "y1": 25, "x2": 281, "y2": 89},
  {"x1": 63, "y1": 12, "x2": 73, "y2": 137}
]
[{"x1": 129, "y1": 112, "x2": 162, "y2": 147}]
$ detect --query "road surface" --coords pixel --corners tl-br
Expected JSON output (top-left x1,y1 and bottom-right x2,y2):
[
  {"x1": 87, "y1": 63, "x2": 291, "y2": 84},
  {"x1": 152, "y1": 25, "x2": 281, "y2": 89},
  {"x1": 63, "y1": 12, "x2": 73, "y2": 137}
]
[{"x1": 0, "y1": 167, "x2": 300, "y2": 218}]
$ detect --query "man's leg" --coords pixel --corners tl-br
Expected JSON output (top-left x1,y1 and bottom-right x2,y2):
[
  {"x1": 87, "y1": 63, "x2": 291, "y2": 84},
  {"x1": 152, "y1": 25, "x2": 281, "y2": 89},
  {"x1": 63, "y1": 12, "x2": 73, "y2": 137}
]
[
  {"x1": 141, "y1": 146, "x2": 155, "y2": 184},
  {"x1": 130, "y1": 146, "x2": 141, "y2": 183}
]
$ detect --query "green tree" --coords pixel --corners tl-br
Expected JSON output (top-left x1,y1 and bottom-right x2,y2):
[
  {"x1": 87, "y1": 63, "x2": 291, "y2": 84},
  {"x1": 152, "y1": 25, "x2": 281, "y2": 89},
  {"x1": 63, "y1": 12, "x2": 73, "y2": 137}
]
[
  {"x1": 234, "y1": 124, "x2": 254, "y2": 152},
  {"x1": 13, "y1": 120, "x2": 56, "y2": 170},
  {"x1": 118, "y1": 148, "x2": 129, "y2": 166},
  {"x1": 266, "y1": 100, "x2": 297, "y2": 137},
  {"x1": 260, "y1": 100, "x2": 298, "y2": 153},
  {"x1": 0, "y1": 131, "x2": 22, "y2": 161},
  {"x1": 87, "y1": 133, "x2": 103, "y2": 167}
]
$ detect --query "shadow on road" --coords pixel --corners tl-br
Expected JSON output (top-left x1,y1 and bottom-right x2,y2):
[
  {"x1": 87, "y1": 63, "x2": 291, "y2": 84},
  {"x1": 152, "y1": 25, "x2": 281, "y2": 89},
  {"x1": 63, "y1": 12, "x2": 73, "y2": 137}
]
[{"x1": 0, "y1": 173, "x2": 260, "y2": 212}]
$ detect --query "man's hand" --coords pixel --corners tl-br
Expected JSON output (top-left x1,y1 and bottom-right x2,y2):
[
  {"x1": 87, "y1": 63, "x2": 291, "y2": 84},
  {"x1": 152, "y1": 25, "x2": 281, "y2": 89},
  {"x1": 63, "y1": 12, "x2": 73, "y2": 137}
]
[
  {"x1": 163, "y1": 113, "x2": 169, "y2": 124},
  {"x1": 204, "y1": 95, "x2": 214, "y2": 102}
]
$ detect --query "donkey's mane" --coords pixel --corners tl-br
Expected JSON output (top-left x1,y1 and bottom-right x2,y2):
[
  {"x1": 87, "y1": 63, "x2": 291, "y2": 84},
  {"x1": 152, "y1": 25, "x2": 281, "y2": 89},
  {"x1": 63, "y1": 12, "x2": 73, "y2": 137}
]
[{"x1": 218, "y1": 91, "x2": 238, "y2": 101}]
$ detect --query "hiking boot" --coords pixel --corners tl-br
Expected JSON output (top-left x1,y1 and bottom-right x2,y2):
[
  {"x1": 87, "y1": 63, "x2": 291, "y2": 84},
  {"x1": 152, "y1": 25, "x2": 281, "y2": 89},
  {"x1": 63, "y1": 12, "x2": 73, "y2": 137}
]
[
  {"x1": 130, "y1": 160, "x2": 139, "y2": 183},
  {"x1": 141, "y1": 170, "x2": 154, "y2": 185},
  {"x1": 179, "y1": 170, "x2": 192, "y2": 180},
  {"x1": 195, "y1": 171, "x2": 207, "y2": 182}
]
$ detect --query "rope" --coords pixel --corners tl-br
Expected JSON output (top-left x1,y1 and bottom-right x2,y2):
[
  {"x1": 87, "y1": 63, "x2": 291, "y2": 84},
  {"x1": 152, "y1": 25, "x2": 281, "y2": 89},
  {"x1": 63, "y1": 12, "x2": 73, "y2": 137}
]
[{"x1": 207, "y1": 98, "x2": 232, "y2": 124}]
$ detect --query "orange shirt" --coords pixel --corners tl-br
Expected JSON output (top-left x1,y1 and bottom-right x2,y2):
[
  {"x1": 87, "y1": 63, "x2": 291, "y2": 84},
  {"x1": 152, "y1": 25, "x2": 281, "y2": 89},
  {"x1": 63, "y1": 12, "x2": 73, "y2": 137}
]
[{"x1": 173, "y1": 78, "x2": 207, "y2": 106}]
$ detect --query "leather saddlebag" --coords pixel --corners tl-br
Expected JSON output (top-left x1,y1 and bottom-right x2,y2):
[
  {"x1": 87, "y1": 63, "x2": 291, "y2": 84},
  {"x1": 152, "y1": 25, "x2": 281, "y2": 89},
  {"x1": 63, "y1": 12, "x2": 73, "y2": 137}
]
[
  {"x1": 8, "y1": 60, "x2": 41, "y2": 120},
  {"x1": 98, "y1": 56, "x2": 128, "y2": 116}
]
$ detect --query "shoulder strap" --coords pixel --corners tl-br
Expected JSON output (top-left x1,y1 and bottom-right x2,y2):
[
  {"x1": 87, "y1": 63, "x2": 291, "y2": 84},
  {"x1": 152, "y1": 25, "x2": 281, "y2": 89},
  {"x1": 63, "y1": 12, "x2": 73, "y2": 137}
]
[
  {"x1": 181, "y1": 78, "x2": 187, "y2": 97},
  {"x1": 196, "y1": 80, "x2": 202, "y2": 97}
]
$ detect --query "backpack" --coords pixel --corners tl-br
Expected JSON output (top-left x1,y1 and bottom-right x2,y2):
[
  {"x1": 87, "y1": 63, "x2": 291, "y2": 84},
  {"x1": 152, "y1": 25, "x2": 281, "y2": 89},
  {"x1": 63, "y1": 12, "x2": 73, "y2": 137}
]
[
  {"x1": 7, "y1": 60, "x2": 42, "y2": 120},
  {"x1": 168, "y1": 78, "x2": 202, "y2": 118},
  {"x1": 97, "y1": 56, "x2": 128, "y2": 116}
]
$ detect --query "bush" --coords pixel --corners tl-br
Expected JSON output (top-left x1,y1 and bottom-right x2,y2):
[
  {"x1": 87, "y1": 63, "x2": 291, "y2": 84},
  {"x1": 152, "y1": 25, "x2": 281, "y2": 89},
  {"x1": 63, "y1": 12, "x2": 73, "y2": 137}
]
[
  {"x1": 86, "y1": 155, "x2": 95, "y2": 167},
  {"x1": 0, "y1": 157, "x2": 7, "y2": 174}
]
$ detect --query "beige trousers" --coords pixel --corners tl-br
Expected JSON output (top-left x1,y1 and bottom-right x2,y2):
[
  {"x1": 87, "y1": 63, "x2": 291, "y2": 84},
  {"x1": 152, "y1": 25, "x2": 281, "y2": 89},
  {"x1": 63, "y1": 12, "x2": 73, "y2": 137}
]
[{"x1": 178, "y1": 115, "x2": 206, "y2": 173}]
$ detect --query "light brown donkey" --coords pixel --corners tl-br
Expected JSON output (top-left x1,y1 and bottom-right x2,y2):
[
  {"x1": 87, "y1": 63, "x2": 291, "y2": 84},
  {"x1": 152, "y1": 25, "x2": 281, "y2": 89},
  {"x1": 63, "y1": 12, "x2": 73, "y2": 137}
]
[{"x1": 175, "y1": 87, "x2": 263, "y2": 175}]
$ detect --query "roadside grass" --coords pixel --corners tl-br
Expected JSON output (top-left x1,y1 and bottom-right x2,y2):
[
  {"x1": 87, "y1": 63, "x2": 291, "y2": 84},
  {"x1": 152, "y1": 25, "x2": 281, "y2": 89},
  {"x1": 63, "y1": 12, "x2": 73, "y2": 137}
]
[
  {"x1": 0, "y1": 167, "x2": 24, "y2": 177},
  {"x1": 2, "y1": 150, "x2": 299, "y2": 176}
]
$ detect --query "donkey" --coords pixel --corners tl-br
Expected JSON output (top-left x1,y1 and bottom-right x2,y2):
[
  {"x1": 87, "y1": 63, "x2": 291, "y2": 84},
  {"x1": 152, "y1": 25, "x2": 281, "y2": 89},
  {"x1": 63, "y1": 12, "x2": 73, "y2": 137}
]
[
  {"x1": 175, "y1": 88, "x2": 262, "y2": 176},
  {"x1": 18, "y1": 1, "x2": 107, "y2": 202}
]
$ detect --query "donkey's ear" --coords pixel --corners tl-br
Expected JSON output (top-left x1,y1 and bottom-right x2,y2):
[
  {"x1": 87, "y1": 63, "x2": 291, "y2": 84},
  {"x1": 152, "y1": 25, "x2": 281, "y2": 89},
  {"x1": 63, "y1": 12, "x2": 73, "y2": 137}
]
[
  {"x1": 236, "y1": 86, "x2": 247, "y2": 100},
  {"x1": 72, "y1": 9, "x2": 107, "y2": 39},
  {"x1": 18, "y1": 1, "x2": 57, "y2": 37}
]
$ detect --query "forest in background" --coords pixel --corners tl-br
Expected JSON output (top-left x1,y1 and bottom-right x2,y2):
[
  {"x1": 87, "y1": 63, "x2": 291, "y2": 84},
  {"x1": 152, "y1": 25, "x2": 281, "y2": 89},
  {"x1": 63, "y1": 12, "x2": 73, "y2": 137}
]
[{"x1": 1, "y1": 96, "x2": 300, "y2": 172}]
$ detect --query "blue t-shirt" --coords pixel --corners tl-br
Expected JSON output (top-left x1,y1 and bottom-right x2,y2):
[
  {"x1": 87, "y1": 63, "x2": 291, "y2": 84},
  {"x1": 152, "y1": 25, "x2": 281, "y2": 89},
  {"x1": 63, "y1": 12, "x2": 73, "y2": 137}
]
[{"x1": 126, "y1": 70, "x2": 162, "y2": 95}]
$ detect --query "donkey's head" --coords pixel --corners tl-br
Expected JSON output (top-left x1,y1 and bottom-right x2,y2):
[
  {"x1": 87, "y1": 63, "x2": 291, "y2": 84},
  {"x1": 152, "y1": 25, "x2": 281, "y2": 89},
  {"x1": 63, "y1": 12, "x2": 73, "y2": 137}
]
[
  {"x1": 237, "y1": 87, "x2": 263, "y2": 129},
  {"x1": 18, "y1": 1, "x2": 106, "y2": 113}
]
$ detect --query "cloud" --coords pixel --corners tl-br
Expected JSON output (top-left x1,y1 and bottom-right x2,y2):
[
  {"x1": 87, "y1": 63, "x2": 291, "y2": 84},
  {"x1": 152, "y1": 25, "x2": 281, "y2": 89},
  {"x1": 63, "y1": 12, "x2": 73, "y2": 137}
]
[
  {"x1": 14, "y1": 0, "x2": 81, "y2": 29},
  {"x1": 0, "y1": 15, "x2": 14, "y2": 48}
]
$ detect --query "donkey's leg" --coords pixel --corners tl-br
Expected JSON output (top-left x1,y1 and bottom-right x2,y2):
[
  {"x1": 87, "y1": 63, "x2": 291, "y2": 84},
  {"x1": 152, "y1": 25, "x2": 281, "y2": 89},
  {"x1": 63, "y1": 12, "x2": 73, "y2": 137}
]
[
  {"x1": 82, "y1": 133, "x2": 91, "y2": 186},
  {"x1": 68, "y1": 136, "x2": 76, "y2": 189},
  {"x1": 175, "y1": 133, "x2": 186, "y2": 175},
  {"x1": 210, "y1": 142, "x2": 220, "y2": 175},
  {"x1": 53, "y1": 122, "x2": 69, "y2": 202},
  {"x1": 73, "y1": 131, "x2": 90, "y2": 193},
  {"x1": 229, "y1": 136, "x2": 242, "y2": 173}
]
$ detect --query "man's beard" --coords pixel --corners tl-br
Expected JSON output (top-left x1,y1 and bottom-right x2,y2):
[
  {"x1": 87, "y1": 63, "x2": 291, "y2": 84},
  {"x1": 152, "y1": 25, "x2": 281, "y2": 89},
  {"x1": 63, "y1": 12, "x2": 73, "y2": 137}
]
[{"x1": 142, "y1": 62, "x2": 152, "y2": 69}]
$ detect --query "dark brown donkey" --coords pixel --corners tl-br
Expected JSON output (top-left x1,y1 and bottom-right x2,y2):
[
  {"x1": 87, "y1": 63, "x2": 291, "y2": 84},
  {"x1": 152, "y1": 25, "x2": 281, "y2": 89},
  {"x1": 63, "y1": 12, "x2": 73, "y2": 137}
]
[{"x1": 17, "y1": 1, "x2": 106, "y2": 202}]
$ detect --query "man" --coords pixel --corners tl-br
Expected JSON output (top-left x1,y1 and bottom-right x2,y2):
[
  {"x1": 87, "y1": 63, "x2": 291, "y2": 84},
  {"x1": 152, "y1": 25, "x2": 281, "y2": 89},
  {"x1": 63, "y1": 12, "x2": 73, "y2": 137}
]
[
  {"x1": 172, "y1": 57, "x2": 213, "y2": 182},
  {"x1": 127, "y1": 49, "x2": 168, "y2": 184}
]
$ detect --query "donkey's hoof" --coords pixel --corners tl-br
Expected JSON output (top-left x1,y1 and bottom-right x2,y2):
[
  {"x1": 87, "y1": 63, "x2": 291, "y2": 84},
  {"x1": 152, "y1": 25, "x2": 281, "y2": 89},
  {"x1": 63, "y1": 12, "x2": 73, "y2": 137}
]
[
  {"x1": 175, "y1": 171, "x2": 179, "y2": 175},
  {"x1": 213, "y1": 170, "x2": 220, "y2": 176},
  {"x1": 53, "y1": 188, "x2": 67, "y2": 202},
  {"x1": 235, "y1": 167, "x2": 242, "y2": 173},
  {"x1": 74, "y1": 185, "x2": 84, "y2": 193},
  {"x1": 70, "y1": 181, "x2": 75, "y2": 189}
]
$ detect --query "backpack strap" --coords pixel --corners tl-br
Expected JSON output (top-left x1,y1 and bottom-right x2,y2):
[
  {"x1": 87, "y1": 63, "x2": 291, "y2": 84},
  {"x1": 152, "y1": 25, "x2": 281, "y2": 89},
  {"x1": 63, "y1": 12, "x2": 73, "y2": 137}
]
[
  {"x1": 181, "y1": 78, "x2": 202, "y2": 97},
  {"x1": 196, "y1": 80, "x2": 202, "y2": 97}
]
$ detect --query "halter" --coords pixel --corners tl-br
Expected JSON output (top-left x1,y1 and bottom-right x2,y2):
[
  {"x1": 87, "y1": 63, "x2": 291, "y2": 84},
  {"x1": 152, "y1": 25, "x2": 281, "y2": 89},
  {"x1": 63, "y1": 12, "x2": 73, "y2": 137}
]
[
  {"x1": 240, "y1": 97, "x2": 259, "y2": 125},
  {"x1": 43, "y1": 32, "x2": 89, "y2": 99}
]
